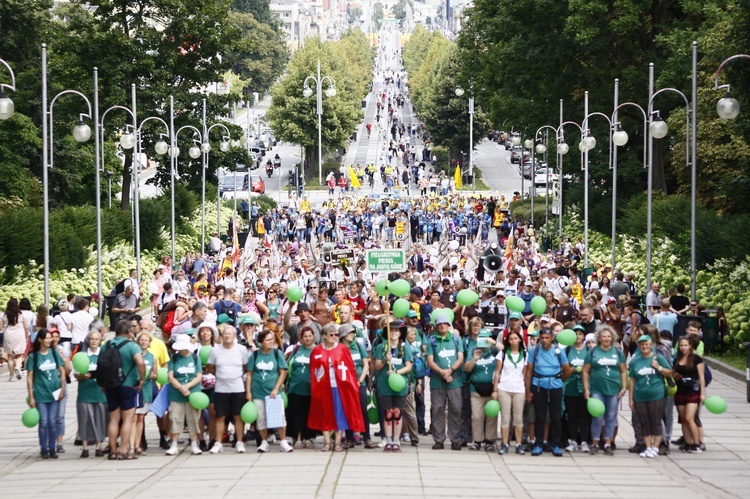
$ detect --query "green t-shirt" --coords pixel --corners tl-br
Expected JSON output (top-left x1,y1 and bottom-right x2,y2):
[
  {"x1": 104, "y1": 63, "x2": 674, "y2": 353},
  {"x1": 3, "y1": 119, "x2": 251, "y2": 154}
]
[
  {"x1": 247, "y1": 349, "x2": 288, "y2": 399},
  {"x1": 425, "y1": 332, "x2": 463, "y2": 389},
  {"x1": 467, "y1": 350, "x2": 496, "y2": 392},
  {"x1": 629, "y1": 353, "x2": 671, "y2": 403},
  {"x1": 374, "y1": 341, "x2": 414, "y2": 396},
  {"x1": 168, "y1": 353, "x2": 202, "y2": 403},
  {"x1": 287, "y1": 345, "x2": 314, "y2": 396},
  {"x1": 461, "y1": 337, "x2": 478, "y2": 383},
  {"x1": 348, "y1": 341, "x2": 369, "y2": 379},
  {"x1": 28, "y1": 350, "x2": 63, "y2": 403},
  {"x1": 584, "y1": 346, "x2": 626, "y2": 396},
  {"x1": 141, "y1": 351, "x2": 155, "y2": 403},
  {"x1": 564, "y1": 346, "x2": 588, "y2": 397},
  {"x1": 77, "y1": 350, "x2": 107, "y2": 404},
  {"x1": 107, "y1": 337, "x2": 143, "y2": 387}
]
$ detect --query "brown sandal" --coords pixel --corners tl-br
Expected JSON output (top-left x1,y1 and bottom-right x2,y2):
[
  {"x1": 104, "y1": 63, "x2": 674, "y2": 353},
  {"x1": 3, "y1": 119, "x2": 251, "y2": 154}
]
[
  {"x1": 320, "y1": 444, "x2": 331, "y2": 452},
  {"x1": 334, "y1": 444, "x2": 344, "y2": 452}
]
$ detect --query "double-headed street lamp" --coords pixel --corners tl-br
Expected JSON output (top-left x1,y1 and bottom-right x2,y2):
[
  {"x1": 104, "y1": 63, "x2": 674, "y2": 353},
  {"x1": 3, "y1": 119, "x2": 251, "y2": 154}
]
[
  {"x1": 200, "y1": 98, "x2": 231, "y2": 253},
  {"x1": 555, "y1": 120, "x2": 583, "y2": 257},
  {"x1": 455, "y1": 87, "x2": 474, "y2": 191},
  {"x1": 42, "y1": 44, "x2": 94, "y2": 306},
  {"x1": 0, "y1": 57, "x2": 16, "y2": 120},
  {"x1": 532, "y1": 125, "x2": 558, "y2": 234},
  {"x1": 303, "y1": 59, "x2": 336, "y2": 185}
]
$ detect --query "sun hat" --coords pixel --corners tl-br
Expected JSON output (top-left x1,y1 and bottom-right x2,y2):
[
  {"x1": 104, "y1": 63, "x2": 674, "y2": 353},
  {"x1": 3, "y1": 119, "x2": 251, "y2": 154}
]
[{"x1": 172, "y1": 335, "x2": 197, "y2": 352}]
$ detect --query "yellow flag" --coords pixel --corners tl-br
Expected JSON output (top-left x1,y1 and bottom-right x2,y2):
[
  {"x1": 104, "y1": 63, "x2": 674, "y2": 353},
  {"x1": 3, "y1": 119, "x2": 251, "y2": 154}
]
[
  {"x1": 349, "y1": 166, "x2": 361, "y2": 188},
  {"x1": 454, "y1": 165, "x2": 462, "y2": 190}
]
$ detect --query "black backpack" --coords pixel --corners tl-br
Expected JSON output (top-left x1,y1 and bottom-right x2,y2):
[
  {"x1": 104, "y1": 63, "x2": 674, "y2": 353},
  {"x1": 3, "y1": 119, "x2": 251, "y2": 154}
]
[
  {"x1": 96, "y1": 340, "x2": 133, "y2": 388},
  {"x1": 222, "y1": 300, "x2": 238, "y2": 326}
]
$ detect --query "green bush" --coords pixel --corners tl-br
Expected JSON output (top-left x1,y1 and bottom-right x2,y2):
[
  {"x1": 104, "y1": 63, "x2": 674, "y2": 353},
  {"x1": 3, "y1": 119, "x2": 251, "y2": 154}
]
[{"x1": 254, "y1": 194, "x2": 277, "y2": 213}]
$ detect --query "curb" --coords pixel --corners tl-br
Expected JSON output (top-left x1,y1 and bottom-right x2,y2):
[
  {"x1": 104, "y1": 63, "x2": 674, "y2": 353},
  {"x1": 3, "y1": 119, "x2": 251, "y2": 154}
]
[{"x1": 704, "y1": 355, "x2": 746, "y2": 383}]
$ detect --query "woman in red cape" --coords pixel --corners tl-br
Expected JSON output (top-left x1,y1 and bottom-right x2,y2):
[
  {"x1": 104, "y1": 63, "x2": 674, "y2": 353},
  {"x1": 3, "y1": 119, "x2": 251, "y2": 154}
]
[{"x1": 308, "y1": 323, "x2": 365, "y2": 452}]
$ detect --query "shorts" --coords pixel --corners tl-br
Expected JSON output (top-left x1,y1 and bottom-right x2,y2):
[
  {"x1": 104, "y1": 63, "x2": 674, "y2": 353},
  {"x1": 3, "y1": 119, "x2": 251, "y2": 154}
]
[
  {"x1": 675, "y1": 391, "x2": 700, "y2": 406},
  {"x1": 214, "y1": 392, "x2": 245, "y2": 419},
  {"x1": 377, "y1": 394, "x2": 406, "y2": 411},
  {"x1": 169, "y1": 401, "x2": 201, "y2": 435},
  {"x1": 253, "y1": 398, "x2": 287, "y2": 431},
  {"x1": 135, "y1": 402, "x2": 152, "y2": 415},
  {"x1": 106, "y1": 385, "x2": 141, "y2": 412}
]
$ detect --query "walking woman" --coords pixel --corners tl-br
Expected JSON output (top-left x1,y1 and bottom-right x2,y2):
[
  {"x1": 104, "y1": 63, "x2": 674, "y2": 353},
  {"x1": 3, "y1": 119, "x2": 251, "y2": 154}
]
[
  {"x1": 74, "y1": 330, "x2": 108, "y2": 457},
  {"x1": 673, "y1": 335, "x2": 706, "y2": 453},
  {"x1": 373, "y1": 322, "x2": 413, "y2": 452},
  {"x1": 26, "y1": 329, "x2": 66, "y2": 459},
  {"x1": 131, "y1": 332, "x2": 157, "y2": 456},
  {"x1": 628, "y1": 334, "x2": 672, "y2": 458},
  {"x1": 582, "y1": 325, "x2": 627, "y2": 455},
  {"x1": 2, "y1": 298, "x2": 30, "y2": 381},
  {"x1": 286, "y1": 326, "x2": 317, "y2": 449},
  {"x1": 564, "y1": 325, "x2": 591, "y2": 453},
  {"x1": 493, "y1": 330, "x2": 527, "y2": 455}
]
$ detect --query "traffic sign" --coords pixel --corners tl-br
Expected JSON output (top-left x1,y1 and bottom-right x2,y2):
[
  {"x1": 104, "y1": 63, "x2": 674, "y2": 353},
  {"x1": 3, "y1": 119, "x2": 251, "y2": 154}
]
[{"x1": 366, "y1": 249, "x2": 406, "y2": 272}]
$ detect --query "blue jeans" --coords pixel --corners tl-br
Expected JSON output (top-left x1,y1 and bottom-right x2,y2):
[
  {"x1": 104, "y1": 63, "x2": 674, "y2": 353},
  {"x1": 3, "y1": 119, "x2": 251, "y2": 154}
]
[
  {"x1": 57, "y1": 392, "x2": 68, "y2": 442},
  {"x1": 590, "y1": 393, "x2": 619, "y2": 441},
  {"x1": 38, "y1": 400, "x2": 60, "y2": 452}
]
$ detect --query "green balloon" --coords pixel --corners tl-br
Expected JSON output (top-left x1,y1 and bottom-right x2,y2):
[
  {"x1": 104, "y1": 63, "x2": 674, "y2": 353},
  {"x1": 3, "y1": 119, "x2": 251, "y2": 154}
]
[
  {"x1": 22, "y1": 408, "x2": 40, "y2": 428},
  {"x1": 287, "y1": 286, "x2": 303, "y2": 303},
  {"x1": 704, "y1": 396, "x2": 727, "y2": 415},
  {"x1": 506, "y1": 296, "x2": 525, "y2": 313},
  {"x1": 375, "y1": 279, "x2": 389, "y2": 297},
  {"x1": 389, "y1": 279, "x2": 411, "y2": 297},
  {"x1": 530, "y1": 296, "x2": 547, "y2": 316},
  {"x1": 368, "y1": 406, "x2": 379, "y2": 424},
  {"x1": 189, "y1": 391, "x2": 210, "y2": 410},
  {"x1": 457, "y1": 289, "x2": 479, "y2": 307},
  {"x1": 199, "y1": 345, "x2": 212, "y2": 366},
  {"x1": 557, "y1": 329, "x2": 577, "y2": 347},
  {"x1": 392, "y1": 298, "x2": 411, "y2": 318},
  {"x1": 241, "y1": 401, "x2": 258, "y2": 424},
  {"x1": 157, "y1": 367, "x2": 168, "y2": 385},
  {"x1": 388, "y1": 373, "x2": 407, "y2": 392},
  {"x1": 484, "y1": 400, "x2": 501, "y2": 418},
  {"x1": 587, "y1": 398, "x2": 606, "y2": 418},
  {"x1": 443, "y1": 308, "x2": 455, "y2": 323},
  {"x1": 281, "y1": 392, "x2": 288, "y2": 409},
  {"x1": 72, "y1": 352, "x2": 90, "y2": 375}
]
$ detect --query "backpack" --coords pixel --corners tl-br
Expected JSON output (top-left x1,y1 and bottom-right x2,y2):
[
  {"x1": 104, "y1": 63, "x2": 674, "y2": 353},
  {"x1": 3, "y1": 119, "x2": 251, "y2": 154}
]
[
  {"x1": 530, "y1": 343, "x2": 564, "y2": 384},
  {"x1": 413, "y1": 351, "x2": 427, "y2": 378},
  {"x1": 96, "y1": 340, "x2": 134, "y2": 388},
  {"x1": 221, "y1": 300, "x2": 239, "y2": 327},
  {"x1": 161, "y1": 309, "x2": 177, "y2": 338},
  {"x1": 157, "y1": 292, "x2": 168, "y2": 314},
  {"x1": 704, "y1": 361, "x2": 712, "y2": 387}
]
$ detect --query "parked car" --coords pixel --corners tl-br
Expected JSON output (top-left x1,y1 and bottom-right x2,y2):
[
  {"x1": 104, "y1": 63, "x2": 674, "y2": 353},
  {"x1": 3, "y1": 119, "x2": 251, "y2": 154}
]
[
  {"x1": 534, "y1": 167, "x2": 558, "y2": 186},
  {"x1": 521, "y1": 160, "x2": 545, "y2": 179},
  {"x1": 219, "y1": 172, "x2": 264, "y2": 200},
  {"x1": 249, "y1": 174, "x2": 266, "y2": 194},
  {"x1": 510, "y1": 146, "x2": 530, "y2": 164},
  {"x1": 248, "y1": 146, "x2": 265, "y2": 158}
]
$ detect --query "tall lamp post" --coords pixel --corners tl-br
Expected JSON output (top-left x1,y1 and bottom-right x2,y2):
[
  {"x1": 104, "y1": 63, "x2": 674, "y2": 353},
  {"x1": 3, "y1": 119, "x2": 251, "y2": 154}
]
[
  {"x1": 610, "y1": 101, "x2": 648, "y2": 275},
  {"x1": 647, "y1": 83, "x2": 692, "y2": 290},
  {"x1": 42, "y1": 44, "x2": 94, "y2": 306},
  {"x1": 201, "y1": 98, "x2": 231, "y2": 254},
  {"x1": 524, "y1": 138, "x2": 535, "y2": 223},
  {"x1": 533, "y1": 125, "x2": 558, "y2": 237},
  {"x1": 555, "y1": 121, "x2": 584, "y2": 261},
  {"x1": 511, "y1": 134, "x2": 522, "y2": 199},
  {"x1": 303, "y1": 59, "x2": 336, "y2": 185},
  {"x1": 455, "y1": 87, "x2": 474, "y2": 191}
]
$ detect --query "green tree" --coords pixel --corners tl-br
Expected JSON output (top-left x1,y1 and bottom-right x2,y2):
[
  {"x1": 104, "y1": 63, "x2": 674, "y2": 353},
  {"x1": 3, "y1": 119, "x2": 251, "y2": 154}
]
[
  {"x1": 228, "y1": 11, "x2": 288, "y2": 96},
  {"x1": 373, "y1": 2, "x2": 385, "y2": 27},
  {"x1": 232, "y1": 0, "x2": 280, "y2": 28}
]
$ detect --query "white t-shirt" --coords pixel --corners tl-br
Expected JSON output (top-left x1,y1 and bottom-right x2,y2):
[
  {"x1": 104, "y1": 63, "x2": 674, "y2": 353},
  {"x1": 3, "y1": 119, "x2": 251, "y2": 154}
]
[
  {"x1": 54, "y1": 311, "x2": 74, "y2": 340},
  {"x1": 208, "y1": 343, "x2": 250, "y2": 393},
  {"x1": 69, "y1": 310, "x2": 94, "y2": 344},
  {"x1": 496, "y1": 350, "x2": 527, "y2": 393}
]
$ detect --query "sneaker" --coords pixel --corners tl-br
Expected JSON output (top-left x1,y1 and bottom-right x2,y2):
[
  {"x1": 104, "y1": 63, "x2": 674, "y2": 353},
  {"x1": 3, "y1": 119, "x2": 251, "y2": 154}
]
[
  {"x1": 15, "y1": 368, "x2": 21, "y2": 380},
  {"x1": 403, "y1": 433, "x2": 411, "y2": 443},
  {"x1": 688, "y1": 444, "x2": 702, "y2": 454},
  {"x1": 432, "y1": 442, "x2": 444, "y2": 450},
  {"x1": 209, "y1": 442, "x2": 223, "y2": 454},
  {"x1": 199, "y1": 440, "x2": 208, "y2": 452},
  {"x1": 280, "y1": 440, "x2": 294, "y2": 453},
  {"x1": 525, "y1": 440, "x2": 536, "y2": 452},
  {"x1": 485, "y1": 443, "x2": 496, "y2": 452},
  {"x1": 160, "y1": 436, "x2": 170, "y2": 450},
  {"x1": 41, "y1": 451, "x2": 49, "y2": 460},
  {"x1": 56, "y1": 445, "x2": 65, "y2": 454},
  {"x1": 191, "y1": 441, "x2": 202, "y2": 455},
  {"x1": 658, "y1": 442, "x2": 670, "y2": 455},
  {"x1": 95, "y1": 449, "x2": 105, "y2": 457},
  {"x1": 629, "y1": 443, "x2": 646, "y2": 454},
  {"x1": 699, "y1": 442, "x2": 706, "y2": 451},
  {"x1": 257, "y1": 440, "x2": 270, "y2": 453},
  {"x1": 515, "y1": 444, "x2": 525, "y2": 455},
  {"x1": 531, "y1": 445, "x2": 543, "y2": 456},
  {"x1": 74, "y1": 439, "x2": 83, "y2": 446},
  {"x1": 552, "y1": 446, "x2": 563, "y2": 457},
  {"x1": 166, "y1": 441, "x2": 179, "y2": 456},
  {"x1": 468, "y1": 442, "x2": 482, "y2": 451},
  {"x1": 498, "y1": 444, "x2": 509, "y2": 455},
  {"x1": 603, "y1": 445, "x2": 614, "y2": 456},
  {"x1": 565, "y1": 441, "x2": 577, "y2": 453},
  {"x1": 377, "y1": 440, "x2": 387, "y2": 448},
  {"x1": 450, "y1": 442, "x2": 462, "y2": 451},
  {"x1": 639, "y1": 450, "x2": 650, "y2": 458},
  {"x1": 590, "y1": 444, "x2": 599, "y2": 455},
  {"x1": 580, "y1": 442, "x2": 590, "y2": 453},
  {"x1": 267, "y1": 434, "x2": 277, "y2": 445},
  {"x1": 647, "y1": 447, "x2": 659, "y2": 458},
  {"x1": 411, "y1": 439, "x2": 420, "y2": 447},
  {"x1": 542, "y1": 441, "x2": 551, "y2": 453},
  {"x1": 80, "y1": 449, "x2": 89, "y2": 458},
  {"x1": 235, "y1": 441, "x2": 246, "y2": 453},
  {"x1": 49, "y1": 450, "x2": 59, "y2": 459},
  {"x1": 672, "y1": 436, "x2": 685, "y2": 446}
]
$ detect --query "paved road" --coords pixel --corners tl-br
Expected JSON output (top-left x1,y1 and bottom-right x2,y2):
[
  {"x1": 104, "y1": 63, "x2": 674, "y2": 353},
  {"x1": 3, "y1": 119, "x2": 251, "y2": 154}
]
[{"x1": 0, "y1": 362, "x2": 748, "y2": 498}]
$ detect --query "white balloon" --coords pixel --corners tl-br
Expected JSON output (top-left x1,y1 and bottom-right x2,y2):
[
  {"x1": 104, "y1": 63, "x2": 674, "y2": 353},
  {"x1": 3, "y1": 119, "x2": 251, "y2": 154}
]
[
  {"x1": 89, "y1": 307, "x2": 99, "y2": 317},
  {"x1": 429, "y1": 248, "x2": 439, "y2": 256},
  {"x1": 449, "y1": 240, "x2": 460, "y2": 250},
  {"x1": 449, "y1": 257, "x2": 459, "y2": 266},
  {"x1": 430, "y1": 256, "x2": 439, "y2": 265}
]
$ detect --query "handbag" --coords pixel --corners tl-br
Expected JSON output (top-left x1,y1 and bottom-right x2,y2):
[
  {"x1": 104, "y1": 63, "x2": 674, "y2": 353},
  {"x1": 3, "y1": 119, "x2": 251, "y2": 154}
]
[
  {"x1": 473, "y1": 382, "x2": 495, "y2": 397},
  {"x1": 664, "y1": 376, "x2": 677, "y2": 397}
]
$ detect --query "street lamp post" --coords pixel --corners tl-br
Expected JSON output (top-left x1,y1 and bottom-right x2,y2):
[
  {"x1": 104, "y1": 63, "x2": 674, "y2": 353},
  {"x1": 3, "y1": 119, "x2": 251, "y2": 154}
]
[
  {"x1": 455, "y1": 87, "x2": 474, "y2": 191},
  {"x1": 303, "y1": 59, "x2": 336, "y2": 185},
  {"x1": 511, "y1": 134, "x2": 522, "y2": 199},
  {"x1": 555, "y1": 120, "x2": 583, "y2": 259},
  {"x1": 533, "y1": 125, "x2": 558, "y2": 238},
  {"x1": 201, "y1": 98, "x2": 231, "y2": 254},
  {"x1": 524, "y1": 138, "x2": 535, "y2": 224},
  {"x1": 42, "y1": 44, "x2": 94, "y2": 306},
  {"x1": 647, "y1": 82, "x2": 692, "y2": 290}
]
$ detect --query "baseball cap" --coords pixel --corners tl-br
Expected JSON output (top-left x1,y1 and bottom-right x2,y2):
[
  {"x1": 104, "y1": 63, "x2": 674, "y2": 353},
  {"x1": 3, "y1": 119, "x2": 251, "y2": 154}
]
[
  {"x1": 239, "y1": 315, "x2": 257, "y2": 325},
  {"x1": 508, "y1": 311, "x2": 522, "y2": 320},
  {"x1": 637, "y1": 334, "x2": 652, "y2": 343},
  {"x1": 405, "y1": 310, "x2": 419, "y2": 318},
  {"x1": 540, "y1": 314, "x2": 551, "y2": 323},
  {"x1": 528, "y1": 330, "x2": 540, "y2": 337},
  {"x1": 217, "y1": 313, "x2": 232, "y2": 324},
  {"x1": 410, "y1": 287, "x2": 423, "y2": 297},
  {"x1": 572, "y1": 324, "x2": 586, "y2": 333}
]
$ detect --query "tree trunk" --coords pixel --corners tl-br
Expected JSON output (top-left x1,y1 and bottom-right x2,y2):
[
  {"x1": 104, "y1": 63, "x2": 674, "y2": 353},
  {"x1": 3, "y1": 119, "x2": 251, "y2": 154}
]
[
  {"x1": 303, "y1": 144, "x2": 319, "y2": 183},
  {"x1": 120, "y1": 153, "x2": 132, "y2": 210}
]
